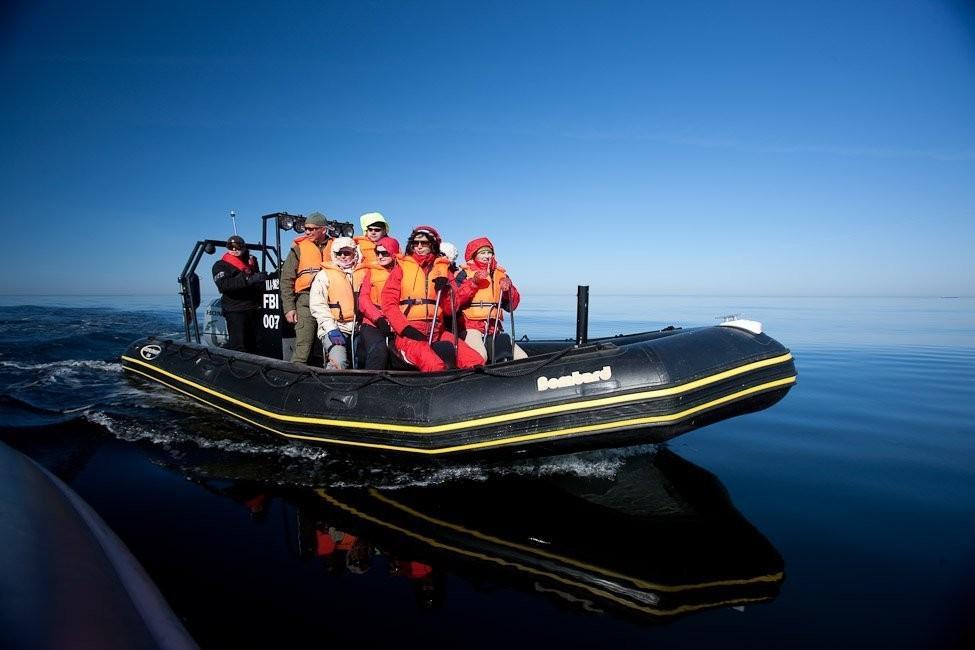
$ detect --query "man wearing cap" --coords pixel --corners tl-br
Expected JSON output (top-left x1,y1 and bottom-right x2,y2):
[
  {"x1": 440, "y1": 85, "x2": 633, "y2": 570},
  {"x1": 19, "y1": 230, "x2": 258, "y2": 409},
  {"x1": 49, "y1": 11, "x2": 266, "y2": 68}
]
[
  {"x1": 212, "y1": 235, "x2": 266, "y2": 353},
  {"x1": 280, "y1": 211, "x2": 332, "y2": 364},
  {"x1": 309, "y1": 237, "x2": 363, "y2": 371},
  {"x1": 354, "y1": 211, "x2": 390, "y2": 266},
  {"x1": 380, "y1": 225, "x2": 486, "y2": 372}
]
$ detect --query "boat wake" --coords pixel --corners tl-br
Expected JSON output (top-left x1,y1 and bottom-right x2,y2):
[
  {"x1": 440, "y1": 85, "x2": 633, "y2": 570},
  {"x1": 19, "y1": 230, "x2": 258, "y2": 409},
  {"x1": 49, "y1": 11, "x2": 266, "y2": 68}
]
[{"x1": 0, "y1": 305, "x2": 657, "y2": 489}]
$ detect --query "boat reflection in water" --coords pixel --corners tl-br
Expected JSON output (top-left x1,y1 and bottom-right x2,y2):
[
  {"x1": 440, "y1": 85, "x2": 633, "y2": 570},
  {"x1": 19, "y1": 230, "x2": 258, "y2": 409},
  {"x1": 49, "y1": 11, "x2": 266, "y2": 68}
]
[{"x1": 207, "y1": 447, "x2": 784, "y2": 623}]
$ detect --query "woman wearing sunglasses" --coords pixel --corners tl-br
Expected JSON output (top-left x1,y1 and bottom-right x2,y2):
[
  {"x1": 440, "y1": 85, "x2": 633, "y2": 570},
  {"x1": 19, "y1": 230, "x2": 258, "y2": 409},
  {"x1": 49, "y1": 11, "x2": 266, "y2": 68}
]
[
  {"x1": 380, "y1": 225, "x2": 487, "y2": 372},
  {"x1": 309, "y1": 237, "x2": 364, "y2": 371},
  {"x1": 356, "y1": 236, "x2": 401, "y2": 370}
]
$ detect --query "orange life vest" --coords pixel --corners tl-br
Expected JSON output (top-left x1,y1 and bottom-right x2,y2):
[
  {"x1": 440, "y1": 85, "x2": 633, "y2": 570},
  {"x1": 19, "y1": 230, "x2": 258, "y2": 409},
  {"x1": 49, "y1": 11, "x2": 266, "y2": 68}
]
[
  {"x1": 460, "y1": 263, "x2": 509, "y2": 321},
  {"x1": 398, "y1": 256, "x2": 451, "y2": 321},
  {"x1": 366, "y1": 262, "x2": 394, "y2": 306},
  {"x1": 292, "y1": 237, "x2": 330, "y2": 293},
  {"x1": 321, "y1": 262, "x2": 366, "y2": 324},
  {"x1": 355, "y1": 235, "x2": 379, "y2": 266}
]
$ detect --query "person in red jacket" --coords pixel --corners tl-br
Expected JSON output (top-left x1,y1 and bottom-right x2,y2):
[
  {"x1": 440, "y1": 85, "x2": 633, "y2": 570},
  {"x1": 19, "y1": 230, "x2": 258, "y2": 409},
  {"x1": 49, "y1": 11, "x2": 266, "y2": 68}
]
[
  {"x1": 456, "y1": 237, "x2": 527, "y2": 362},
  {"x1": 356, "y1": 235, "x2": 400, "y2": 370},
  {"x1": 380, "y1": 226, "x2": 485, "y2": 372}
]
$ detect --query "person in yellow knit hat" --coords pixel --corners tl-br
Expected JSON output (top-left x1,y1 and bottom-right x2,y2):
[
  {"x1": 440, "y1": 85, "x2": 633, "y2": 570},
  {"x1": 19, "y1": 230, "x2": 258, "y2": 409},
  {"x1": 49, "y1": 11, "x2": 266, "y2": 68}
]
[{"x1": 354, "y1": 211, "x2": 390, "y2": 266}]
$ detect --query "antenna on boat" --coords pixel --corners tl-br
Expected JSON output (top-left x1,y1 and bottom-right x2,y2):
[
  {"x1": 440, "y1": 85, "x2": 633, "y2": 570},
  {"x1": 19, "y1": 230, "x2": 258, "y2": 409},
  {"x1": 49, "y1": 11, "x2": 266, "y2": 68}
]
[{"x1": 230, "y1": 210, "x2": 238, "y2": 235}]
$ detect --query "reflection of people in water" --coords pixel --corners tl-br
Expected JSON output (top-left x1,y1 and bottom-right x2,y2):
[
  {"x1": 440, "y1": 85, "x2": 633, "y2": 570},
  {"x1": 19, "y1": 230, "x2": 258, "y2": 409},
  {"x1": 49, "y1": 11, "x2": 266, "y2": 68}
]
[
  {"x1": 389, "y1": 559, "x2": 442, "y2": 610},
  {"x1": 193, "y1": 480, "x2": 270, "y2": 522},
  {"x1": 312, "y1": 526, "x2": 375, "y2": 575},
  {"x1": 185, "y1": 447, "x2": 782, "y2": 623},
  {"x1": 305, "y1": 449, "x2": 783, "y2": 622}
]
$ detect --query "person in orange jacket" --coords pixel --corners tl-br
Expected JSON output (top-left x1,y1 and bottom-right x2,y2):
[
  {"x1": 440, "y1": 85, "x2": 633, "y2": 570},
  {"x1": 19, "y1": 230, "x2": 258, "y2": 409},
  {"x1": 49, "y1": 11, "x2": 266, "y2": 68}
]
[
  {"x1": 380, "y1": 226, "x2": 485, "y2": 372},
  {"x1": 309, "y1": 237, "x2": 364, "y2": 370},
  {"x1": 354, "y1": 211, "x2": 390, "y2": 266},
  {"x1": 456, "y1": 237, "x2": 527, "y2": 362},
  {"x1": 280, "y1": 212, "x2": 333, "y2": 364},
  {"x1": 357, "y1": 235, "x2": 400, "y2": 370}
]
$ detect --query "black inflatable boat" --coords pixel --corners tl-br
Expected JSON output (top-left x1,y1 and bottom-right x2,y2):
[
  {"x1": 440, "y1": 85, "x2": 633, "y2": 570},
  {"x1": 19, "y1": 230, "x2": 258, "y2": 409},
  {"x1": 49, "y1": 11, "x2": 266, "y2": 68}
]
[
  {"x1": 121, "y1": 212, "x2": 796, "y2": 457},
  {"x1": 122, "y1": 321, "x2": 794, "y2": 456}
]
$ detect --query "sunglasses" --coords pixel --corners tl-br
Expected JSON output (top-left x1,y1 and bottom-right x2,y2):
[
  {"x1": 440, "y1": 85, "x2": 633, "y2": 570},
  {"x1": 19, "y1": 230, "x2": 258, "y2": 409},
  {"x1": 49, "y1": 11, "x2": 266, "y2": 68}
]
[
  {"x1": 411, "y1": 239, "x2": 431, "y2": 246},
  {"x1": 336, "y1": 248, "x2": 356, "y2": 257},
  {"x1": 228, "y1": 245, "x2": 243, "y2": 251},
  {"x1": 304, "y1": 225, "x2": 322, "y2": 232},
  {"x1": 376, "y1": 250, "x2": 391, "y2": 257},
  {"x1": 366, "y1": 226, "x2": 385, "y2": 232}
]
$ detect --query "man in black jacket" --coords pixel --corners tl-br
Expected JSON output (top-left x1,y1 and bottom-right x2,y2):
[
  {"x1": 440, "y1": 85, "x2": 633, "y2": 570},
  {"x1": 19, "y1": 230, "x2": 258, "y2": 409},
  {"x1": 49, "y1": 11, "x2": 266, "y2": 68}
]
[{"x1": 212, "y1": 235, "x2": 266, "y2": 353}]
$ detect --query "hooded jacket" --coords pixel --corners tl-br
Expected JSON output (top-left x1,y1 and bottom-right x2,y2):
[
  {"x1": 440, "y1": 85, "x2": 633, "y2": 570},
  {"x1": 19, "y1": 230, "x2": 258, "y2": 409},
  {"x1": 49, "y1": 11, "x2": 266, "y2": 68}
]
[
  {"x1": 380, "y1": 249, "x2": 477, "y2": 336},
  {"x1": 456, "y1": 237, "x2": 521, "y2": 331},
  {"x1": 357, "y1": 236, "x2": 401, "y2": 326},
  {"x1": 309, "y1": 238, "x2": 364, "y2": 338}
]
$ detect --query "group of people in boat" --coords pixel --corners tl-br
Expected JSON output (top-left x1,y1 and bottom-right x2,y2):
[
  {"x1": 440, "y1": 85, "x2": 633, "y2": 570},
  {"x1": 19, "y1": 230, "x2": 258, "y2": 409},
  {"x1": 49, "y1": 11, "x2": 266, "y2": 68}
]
[{"x1": 212, "y1": 211, "x2": 525, "y2": 372}]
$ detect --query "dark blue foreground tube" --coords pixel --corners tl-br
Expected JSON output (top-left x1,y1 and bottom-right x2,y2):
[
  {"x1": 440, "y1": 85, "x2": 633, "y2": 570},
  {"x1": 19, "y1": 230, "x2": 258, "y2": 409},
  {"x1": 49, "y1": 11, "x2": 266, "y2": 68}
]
[{"x1": 0, "y1": 442, "x2": 196, "y2": 650}]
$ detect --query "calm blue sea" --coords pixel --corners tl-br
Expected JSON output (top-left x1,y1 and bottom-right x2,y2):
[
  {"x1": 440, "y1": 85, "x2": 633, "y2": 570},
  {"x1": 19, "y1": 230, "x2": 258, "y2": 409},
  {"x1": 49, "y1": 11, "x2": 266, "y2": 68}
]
[{"x1": 1, "y1": 294, "x2": 973, "y2": 648}]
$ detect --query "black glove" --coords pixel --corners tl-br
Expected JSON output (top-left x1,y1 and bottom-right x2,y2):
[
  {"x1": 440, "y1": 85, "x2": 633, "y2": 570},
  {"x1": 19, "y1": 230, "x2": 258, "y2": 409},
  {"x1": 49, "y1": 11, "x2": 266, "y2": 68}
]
[
  {"x1": 375, "y1": 317, "x2": 393, "y2": 337},
  {"x1": 432, "y1": 277, "x2": 450, "y2": 293},
  {"x1": 246, "y1": 272, "x2": 267, "y2": 286},
  {"x1": 400, "y1": 326, "x2": 426, "y2": 341}
]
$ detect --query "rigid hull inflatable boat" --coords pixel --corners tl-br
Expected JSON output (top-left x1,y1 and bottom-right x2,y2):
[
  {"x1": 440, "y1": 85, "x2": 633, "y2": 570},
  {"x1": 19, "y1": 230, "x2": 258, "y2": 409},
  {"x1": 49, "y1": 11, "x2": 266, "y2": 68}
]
[
  {"x1": 122, "y1": 323, "x2": 795, "y2": 456},
  {"x1": 121, "y1": 211, "x2": 796, "y2": 456}
]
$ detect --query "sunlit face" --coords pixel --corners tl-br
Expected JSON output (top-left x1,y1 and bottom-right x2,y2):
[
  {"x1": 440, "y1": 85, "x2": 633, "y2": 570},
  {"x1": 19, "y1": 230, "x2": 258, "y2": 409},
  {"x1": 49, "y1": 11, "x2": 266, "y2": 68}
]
[
  {"x1": 365, "y1": 223, "x2": 386, "y2": 242},
  {"x1": 475, "y1": 247, "x2": 494, "y2": 265},
  {"x1": 335, "y1": 247, "x2": 356, "y2": 267},
  {"x1": 303, "y1": 224, "x2": 328, "y2": 244},
  {"x1": 412, "y1": 237, "x2": 432, "y2": 254},
  {"x1": 376, "y1": 247, "x2": 394, "y2": 268}
]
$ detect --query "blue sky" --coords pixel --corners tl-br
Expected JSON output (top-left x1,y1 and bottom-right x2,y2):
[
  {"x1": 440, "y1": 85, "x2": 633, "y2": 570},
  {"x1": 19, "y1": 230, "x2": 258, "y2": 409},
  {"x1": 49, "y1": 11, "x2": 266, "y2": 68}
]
[{"x1": 1, "y1": 0, "x2": 973, "y2": 297}]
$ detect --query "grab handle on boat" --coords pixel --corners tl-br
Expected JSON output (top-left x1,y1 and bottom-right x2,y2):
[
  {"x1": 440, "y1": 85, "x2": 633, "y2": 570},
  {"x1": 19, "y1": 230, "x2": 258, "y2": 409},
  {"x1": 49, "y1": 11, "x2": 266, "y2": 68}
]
[{"x1": 576, "y1": 285, "x2": 589, "y2": 346}]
